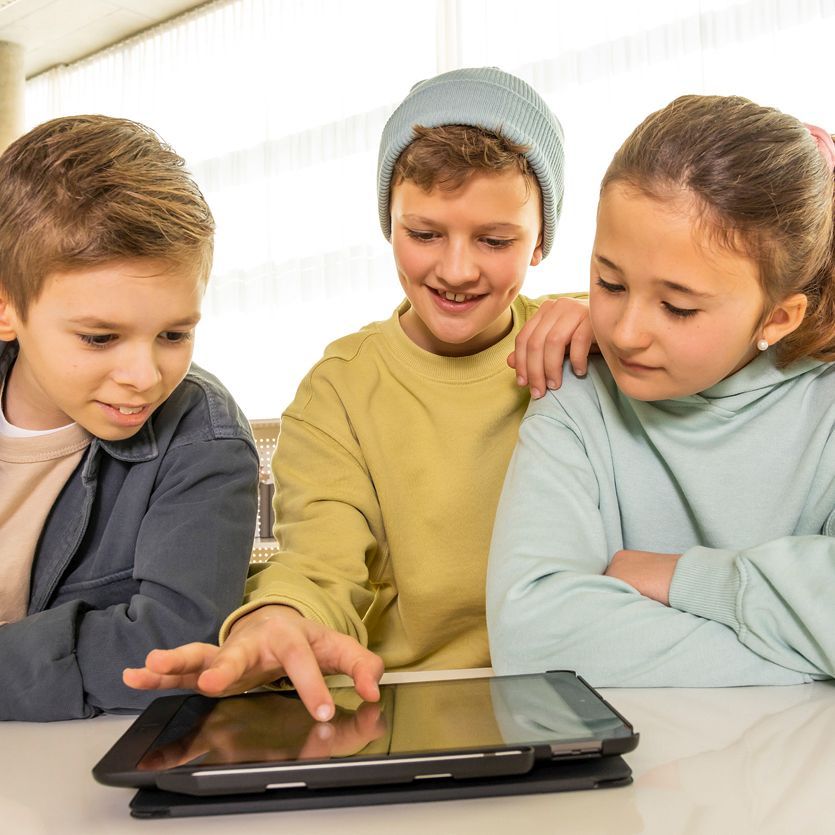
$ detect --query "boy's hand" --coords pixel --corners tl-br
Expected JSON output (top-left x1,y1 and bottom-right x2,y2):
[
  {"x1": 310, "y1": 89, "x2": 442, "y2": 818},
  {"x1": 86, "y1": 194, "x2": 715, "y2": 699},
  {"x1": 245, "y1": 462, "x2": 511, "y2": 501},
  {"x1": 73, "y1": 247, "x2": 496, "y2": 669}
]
[
  {"x1": 507, "y1": 297, "x2": 594, "y2": 398},
  {"x1": 122, "y1": 605, "x2": 384, "y2": 721}
]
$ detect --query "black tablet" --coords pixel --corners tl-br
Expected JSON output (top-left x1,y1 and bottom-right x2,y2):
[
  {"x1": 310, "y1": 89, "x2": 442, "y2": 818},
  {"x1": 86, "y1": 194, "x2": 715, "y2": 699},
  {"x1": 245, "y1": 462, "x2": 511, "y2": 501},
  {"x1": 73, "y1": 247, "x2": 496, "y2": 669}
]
[
  {"x1": 129, "y1": 756, "x2": 633, "y2": 818},
  {"x1": 94, "y1": 671, "x2": 638, "y2": 796}
]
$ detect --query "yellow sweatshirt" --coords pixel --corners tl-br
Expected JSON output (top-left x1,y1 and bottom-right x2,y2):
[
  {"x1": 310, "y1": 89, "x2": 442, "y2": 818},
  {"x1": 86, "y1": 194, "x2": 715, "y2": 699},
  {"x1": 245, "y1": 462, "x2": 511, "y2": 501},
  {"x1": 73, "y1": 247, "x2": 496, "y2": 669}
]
[{"x1": 224, "y1": 295, "x2": 554, "y2": 670}]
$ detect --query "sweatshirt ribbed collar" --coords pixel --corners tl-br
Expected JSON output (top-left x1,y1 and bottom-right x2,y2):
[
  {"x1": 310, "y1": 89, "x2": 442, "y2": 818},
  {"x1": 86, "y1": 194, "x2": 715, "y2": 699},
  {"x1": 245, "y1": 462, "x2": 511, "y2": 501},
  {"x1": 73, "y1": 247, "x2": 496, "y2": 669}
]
[{"x1": 379, "y1": 297, "x2": 525, "y2": 384}]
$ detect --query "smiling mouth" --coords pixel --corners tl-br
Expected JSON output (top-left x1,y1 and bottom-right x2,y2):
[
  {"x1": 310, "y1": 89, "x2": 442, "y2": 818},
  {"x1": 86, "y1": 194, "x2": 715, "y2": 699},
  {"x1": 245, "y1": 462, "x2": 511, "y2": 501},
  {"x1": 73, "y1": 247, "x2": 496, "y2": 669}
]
[
  {"x1": 100, "y1": 402, "x2": 149, "y2": 415},
  {"x1": 431, "y1": 288, "x2": 483, "y2": 303}
]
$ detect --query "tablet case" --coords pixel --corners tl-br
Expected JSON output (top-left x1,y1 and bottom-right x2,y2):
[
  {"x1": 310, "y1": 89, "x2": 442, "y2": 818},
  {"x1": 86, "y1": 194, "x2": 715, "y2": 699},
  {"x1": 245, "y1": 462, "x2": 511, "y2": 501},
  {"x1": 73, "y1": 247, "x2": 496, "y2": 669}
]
[{"x1": 129, "y1": 754, "x2": 632, "y2": 818}]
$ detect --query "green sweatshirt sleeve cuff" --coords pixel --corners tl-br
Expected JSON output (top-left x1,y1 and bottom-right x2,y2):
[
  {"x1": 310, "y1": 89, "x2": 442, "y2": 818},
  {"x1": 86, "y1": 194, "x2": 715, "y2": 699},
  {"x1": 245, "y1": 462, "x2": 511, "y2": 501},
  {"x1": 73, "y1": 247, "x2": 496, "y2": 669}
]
[
  {"x1": 669, "y1": 546, "x2": 742, "y2": 630},
  {"x1": 218, "y1": 596, "x2": 323, "y2": 644}
]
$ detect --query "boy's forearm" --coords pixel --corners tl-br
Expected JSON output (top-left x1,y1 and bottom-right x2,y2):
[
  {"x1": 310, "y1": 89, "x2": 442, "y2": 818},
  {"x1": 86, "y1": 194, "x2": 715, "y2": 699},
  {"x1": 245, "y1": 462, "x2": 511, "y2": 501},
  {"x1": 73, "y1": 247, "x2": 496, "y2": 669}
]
[
  {"x1": 79, "y1": 438, "x2": 258, "y2": 713},
  {"x1": 234, "y1": 411, "x2": 385, "y2": 646},
  {"x1": 0, "y1": 438, "x2": 258, "y2": 722},
  {"x1": 0, "y1": 602, "x2": 94, "y2": 721}
]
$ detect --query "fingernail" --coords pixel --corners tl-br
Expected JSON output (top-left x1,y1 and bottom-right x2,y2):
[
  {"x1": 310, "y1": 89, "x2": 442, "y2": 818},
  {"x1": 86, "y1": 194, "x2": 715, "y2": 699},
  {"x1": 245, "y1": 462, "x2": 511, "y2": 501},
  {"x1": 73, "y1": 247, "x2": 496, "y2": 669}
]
[
  {"x1": 531, "y1": 388, "x2": 542, "y2": 399},
  {"x1": 316, "y1": 722, "x2": 334, "y2": 740},
  {"x1": 516, "y1": 376, "x2": 526, "y2": 386},
  {"x1": 315, "y1": 704, "x2": 334, "y2": 722},
  {"x1": 575, "y1": 367, "x2": 587, "y2": 377},
  {"x1": 546, "y1": 379, "x2": 557, "y2": 389}
]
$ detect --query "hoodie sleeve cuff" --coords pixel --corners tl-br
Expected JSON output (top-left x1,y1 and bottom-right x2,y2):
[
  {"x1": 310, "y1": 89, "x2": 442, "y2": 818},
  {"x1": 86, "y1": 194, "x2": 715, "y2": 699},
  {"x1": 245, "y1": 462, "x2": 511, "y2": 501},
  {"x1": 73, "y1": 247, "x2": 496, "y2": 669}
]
[{"x1": 669, "y1": 546, "x2": 742, "y2": 631}]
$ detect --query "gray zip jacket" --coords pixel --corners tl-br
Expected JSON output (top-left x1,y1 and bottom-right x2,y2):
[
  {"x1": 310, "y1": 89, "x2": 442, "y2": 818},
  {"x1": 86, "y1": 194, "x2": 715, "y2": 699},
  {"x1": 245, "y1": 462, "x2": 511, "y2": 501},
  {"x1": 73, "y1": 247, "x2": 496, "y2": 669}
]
[{"x1": 0, "y1": 341, "x2": 259, "y2": 721}]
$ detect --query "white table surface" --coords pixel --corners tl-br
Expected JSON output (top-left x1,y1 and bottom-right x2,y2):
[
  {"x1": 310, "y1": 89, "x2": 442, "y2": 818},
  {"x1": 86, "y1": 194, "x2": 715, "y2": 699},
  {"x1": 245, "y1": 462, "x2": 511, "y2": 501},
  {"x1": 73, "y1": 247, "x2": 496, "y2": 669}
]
[{"x1": 3, "y1": 669, "x2": 835, "y2": 834}]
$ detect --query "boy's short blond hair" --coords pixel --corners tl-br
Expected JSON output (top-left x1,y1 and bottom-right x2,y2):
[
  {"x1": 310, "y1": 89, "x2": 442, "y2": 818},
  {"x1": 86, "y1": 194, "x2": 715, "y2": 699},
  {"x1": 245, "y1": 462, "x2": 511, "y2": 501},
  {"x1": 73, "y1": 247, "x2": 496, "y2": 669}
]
[{"x1": 0, "y1": 114, "x2": 214, "y2": 319}]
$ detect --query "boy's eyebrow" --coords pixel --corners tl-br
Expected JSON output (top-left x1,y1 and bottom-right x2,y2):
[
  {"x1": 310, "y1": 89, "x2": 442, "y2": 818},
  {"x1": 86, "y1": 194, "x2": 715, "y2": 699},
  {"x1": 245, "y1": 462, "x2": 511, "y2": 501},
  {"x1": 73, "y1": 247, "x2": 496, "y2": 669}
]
[
  {"x1": 67, "y1": 314, "x2": 202, "y2": 329},
  {"x1": 594, "y1": 253, "x2": 714, "y2": 298},
  {"x1": 474, "y1": 222, "x2": 525, "y2": 233},
  {"x1": 401, "y1": 214, "x2": 524, "y2": 232}
]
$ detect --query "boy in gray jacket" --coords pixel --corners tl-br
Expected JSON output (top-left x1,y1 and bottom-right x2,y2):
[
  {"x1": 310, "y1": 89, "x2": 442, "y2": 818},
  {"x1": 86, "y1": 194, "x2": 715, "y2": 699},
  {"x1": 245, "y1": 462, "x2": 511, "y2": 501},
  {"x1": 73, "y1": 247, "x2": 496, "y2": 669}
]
[{"x1": 0, "y1": 115, "x2": 258, "y2": 721}]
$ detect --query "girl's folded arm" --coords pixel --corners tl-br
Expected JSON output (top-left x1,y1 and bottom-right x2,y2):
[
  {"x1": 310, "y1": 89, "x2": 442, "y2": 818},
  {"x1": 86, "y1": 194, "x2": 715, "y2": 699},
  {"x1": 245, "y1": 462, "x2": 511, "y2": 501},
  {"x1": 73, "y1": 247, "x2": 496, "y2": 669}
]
[{"x1": 486, "y1": 409, "x2": 811, "y2": 687}]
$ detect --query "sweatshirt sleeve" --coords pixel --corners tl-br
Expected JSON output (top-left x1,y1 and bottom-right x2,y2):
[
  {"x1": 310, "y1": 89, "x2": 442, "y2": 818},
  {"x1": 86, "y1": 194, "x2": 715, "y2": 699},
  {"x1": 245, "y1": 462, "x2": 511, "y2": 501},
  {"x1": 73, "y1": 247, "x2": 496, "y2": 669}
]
[
  {"x1": 486, "y1": 401, "x2": 812, "y2": 687},
  {"x1": 221, "y1": 382, "x2": 383, "y2": 645},
  {"x1": 0, "y1": 437, "x2": 259, "y2": 721},
  {"x1": 668, "y1": 520, "x2": 835, "y2": 675}
]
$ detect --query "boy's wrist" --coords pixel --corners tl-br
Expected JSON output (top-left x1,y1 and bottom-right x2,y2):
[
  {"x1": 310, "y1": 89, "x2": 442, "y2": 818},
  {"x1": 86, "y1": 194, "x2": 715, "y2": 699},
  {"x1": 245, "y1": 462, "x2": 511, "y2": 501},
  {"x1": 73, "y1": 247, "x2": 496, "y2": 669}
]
[{"x1": 231, "y1": 603, "x2": 304, "y2": 634}]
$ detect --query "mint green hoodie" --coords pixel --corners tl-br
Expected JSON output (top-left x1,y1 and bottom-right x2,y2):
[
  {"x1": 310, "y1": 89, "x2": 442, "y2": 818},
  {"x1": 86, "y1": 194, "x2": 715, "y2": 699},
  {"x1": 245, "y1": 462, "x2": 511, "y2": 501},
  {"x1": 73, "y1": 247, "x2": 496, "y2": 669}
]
[{"x1": 487, "y1": 350, "x2": 835, "y2": 686}]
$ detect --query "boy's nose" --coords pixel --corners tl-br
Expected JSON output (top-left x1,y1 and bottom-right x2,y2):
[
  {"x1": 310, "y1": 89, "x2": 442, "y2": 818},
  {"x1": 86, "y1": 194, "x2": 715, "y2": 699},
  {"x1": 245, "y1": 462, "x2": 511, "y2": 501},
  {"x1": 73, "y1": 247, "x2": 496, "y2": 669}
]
[
  {"x1": 437, "y1": 240, "x2": 480, "y2": 287},
  {"x1": 112, "y1": 345, "x2": 163, "y2": 392}
]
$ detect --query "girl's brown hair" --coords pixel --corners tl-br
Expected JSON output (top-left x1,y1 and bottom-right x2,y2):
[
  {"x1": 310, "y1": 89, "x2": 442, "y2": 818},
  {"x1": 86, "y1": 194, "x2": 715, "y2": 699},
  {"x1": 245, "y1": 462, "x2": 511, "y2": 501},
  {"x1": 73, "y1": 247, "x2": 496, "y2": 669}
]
[
  {"x1": 0, "y1": 115, "x2": 214, "y2": 319},
  {"x1": 601, "y1": 95, "x2": 835, "y2": 365}
]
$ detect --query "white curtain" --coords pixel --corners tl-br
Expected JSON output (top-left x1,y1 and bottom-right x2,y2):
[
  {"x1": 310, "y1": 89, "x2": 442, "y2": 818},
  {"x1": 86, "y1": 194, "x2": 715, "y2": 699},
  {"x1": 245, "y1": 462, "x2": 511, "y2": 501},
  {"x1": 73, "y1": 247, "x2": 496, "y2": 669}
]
[{"x1": 26, "y1": 0, "x2": 835, "y2": 417}]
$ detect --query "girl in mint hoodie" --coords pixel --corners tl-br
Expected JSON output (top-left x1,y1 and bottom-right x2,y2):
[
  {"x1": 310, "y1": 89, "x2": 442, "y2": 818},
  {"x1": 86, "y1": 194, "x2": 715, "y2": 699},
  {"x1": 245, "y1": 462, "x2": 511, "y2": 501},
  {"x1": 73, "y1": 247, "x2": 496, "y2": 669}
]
[{"x1": 487, "y1": 95, "x2": 835, "y2": 686}]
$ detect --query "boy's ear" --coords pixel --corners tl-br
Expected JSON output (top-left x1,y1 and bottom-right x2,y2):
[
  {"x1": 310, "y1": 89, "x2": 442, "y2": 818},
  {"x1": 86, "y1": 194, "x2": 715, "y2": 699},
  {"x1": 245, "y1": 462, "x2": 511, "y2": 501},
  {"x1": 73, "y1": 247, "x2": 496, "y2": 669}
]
[
  {"x1": 0, "y1": 296, "x2": 20, "y2": 341},
  {"x1": 761, "y1": 293, "x2": 807, "y2": 346},
  {"x1": 530, "y1": 233, "x2": 544, "y2": 267}
]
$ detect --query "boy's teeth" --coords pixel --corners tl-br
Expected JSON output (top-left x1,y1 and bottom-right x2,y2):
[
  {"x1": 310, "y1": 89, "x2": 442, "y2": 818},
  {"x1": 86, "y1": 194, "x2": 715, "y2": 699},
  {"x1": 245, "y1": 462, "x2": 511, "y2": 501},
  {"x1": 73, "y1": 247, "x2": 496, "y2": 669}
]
[
  {"x1": 117, "y1": 405, "x2": 143, "y2": 415},
  {"x1": 442, "y1": 291, "x2": 473, "y2": 302}
]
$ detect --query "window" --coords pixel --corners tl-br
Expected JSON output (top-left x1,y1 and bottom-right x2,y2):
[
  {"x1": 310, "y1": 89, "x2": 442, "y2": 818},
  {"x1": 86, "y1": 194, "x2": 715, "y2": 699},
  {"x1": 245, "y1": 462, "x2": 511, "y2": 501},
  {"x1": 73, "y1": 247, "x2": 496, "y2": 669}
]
[{"x1": 26, "y1": 0, "x2": 835, "y2": 416}]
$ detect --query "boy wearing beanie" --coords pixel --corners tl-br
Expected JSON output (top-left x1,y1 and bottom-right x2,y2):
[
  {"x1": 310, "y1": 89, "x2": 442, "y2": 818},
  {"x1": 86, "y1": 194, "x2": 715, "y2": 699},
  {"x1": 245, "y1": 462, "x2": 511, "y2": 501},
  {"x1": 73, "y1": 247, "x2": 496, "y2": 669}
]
[{"x1": 127, "y1": 68, "x2": 588, "y2": 717}]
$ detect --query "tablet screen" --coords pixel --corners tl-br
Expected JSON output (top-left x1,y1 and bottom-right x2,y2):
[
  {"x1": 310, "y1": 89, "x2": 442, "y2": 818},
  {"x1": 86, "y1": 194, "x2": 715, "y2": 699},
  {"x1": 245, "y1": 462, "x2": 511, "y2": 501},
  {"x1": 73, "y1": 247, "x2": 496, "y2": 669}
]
[{"x1": 134, "y1": 672, "x2": 632, "y2": 771}]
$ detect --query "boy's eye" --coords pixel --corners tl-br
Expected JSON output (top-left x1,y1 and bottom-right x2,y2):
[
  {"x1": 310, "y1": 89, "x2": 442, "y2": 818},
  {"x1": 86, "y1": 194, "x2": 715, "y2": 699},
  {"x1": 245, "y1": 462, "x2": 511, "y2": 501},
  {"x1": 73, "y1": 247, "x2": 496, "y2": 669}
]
[
  {"x1": 405, "y1": 229, "x2": 438, "y2": 242},
  {"x1": 595, "y1": 277, "x2": 624, "y2": 294},
  {"x1": 160, "y1": 331, "x2": 194, "y2": 344},
  {"x1": 662, "y1": 302, "x2": 698, "y2": 319},
  {"x1": 79, "y1": 333, "x2": 116, "y2": 347},
  {"x1": 482, "y1": 237, "x2": 513, "y2": 249}
]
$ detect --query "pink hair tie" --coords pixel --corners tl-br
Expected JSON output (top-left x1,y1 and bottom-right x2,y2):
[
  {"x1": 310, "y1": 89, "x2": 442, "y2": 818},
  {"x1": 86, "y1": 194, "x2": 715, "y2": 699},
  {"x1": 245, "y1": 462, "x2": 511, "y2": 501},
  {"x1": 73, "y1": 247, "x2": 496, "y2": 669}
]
[{"x1": 804, "y1": 123, "x2": 835, "y2": 173}]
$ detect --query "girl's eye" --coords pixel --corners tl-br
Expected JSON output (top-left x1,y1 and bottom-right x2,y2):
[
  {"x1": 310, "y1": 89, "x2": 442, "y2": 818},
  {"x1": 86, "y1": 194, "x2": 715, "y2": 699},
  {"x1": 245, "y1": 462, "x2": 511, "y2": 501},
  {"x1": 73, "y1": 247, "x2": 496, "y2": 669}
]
[
  {"x1": 79, "y1": 333, "x2": 116, "y2": 347},
  {"x1": 160, "y1": 331, "x2": 193, "y2": 344},
  {"x1": 662, "y1": 302, "x2": 698, "y2": 319},
  {"x1": 595, "y1": 277, "x2": 624, "y2": 294},
  {"x1": 405, "y1": 229, "x2": 437, "y2": 242}
]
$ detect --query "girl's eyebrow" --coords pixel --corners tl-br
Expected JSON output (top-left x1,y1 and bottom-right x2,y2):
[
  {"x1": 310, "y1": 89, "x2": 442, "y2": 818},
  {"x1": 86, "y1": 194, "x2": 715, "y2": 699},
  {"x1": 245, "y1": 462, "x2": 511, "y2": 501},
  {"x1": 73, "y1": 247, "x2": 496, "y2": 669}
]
[
  {"x1": 655, "y1": 279, "x2": 714, "y2": 299},
  {"x1": 594, "y1": 253, "x2": 714, "y2": 298},
  {"x1": 594, "y1": 253, "x2": 623, "y2": 273}
]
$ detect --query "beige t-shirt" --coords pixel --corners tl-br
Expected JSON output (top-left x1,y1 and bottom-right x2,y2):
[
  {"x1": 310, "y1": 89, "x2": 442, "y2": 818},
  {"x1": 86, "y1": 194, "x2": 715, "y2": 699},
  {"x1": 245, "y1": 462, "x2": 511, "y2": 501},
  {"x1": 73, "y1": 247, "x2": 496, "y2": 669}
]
[{"x1": 0, "y1": 397, "x2": 91, "y2": 624}]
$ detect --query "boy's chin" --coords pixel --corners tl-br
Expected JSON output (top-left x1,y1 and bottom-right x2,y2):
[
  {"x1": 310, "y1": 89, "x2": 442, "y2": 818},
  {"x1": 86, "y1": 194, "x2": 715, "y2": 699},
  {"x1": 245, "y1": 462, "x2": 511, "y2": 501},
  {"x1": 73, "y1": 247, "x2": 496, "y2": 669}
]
[{"x1": 80, "y1": 417, "x2": 151, "y2": 442}]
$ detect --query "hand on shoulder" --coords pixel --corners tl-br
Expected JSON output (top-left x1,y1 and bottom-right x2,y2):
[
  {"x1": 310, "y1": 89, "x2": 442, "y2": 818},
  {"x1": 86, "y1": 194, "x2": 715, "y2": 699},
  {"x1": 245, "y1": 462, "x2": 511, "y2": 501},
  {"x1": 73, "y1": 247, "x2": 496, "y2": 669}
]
[{"x1": 508, "y1": 296, "x2": 594, "y2": 398}]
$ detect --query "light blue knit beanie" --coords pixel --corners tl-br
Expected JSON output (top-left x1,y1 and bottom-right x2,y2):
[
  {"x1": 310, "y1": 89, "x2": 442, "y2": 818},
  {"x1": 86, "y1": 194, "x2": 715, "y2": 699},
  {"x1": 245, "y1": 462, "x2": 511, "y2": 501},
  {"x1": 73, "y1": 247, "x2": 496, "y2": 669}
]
[{"x1": 377, "y1": 67, "x2": 565, "y2": 258}]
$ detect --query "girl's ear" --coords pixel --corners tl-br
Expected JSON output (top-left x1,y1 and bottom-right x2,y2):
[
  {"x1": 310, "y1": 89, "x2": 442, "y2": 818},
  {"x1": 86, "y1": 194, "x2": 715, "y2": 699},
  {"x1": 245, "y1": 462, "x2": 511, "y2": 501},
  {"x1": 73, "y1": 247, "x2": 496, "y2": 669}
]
[
  {"x1": 761, "y1": 293, "x2": 808, "y2": 346},
  {"x1": 0, "y1": 296, "x2": 20, "y2": 342}
]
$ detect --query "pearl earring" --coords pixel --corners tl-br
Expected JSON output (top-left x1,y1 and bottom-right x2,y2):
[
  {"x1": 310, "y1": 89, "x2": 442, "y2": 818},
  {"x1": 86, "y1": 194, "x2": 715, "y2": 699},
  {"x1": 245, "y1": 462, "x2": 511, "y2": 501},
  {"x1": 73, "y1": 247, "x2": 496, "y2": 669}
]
[{"x1": 757, "y1": 338, "x2": 769, "y2": 352}]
